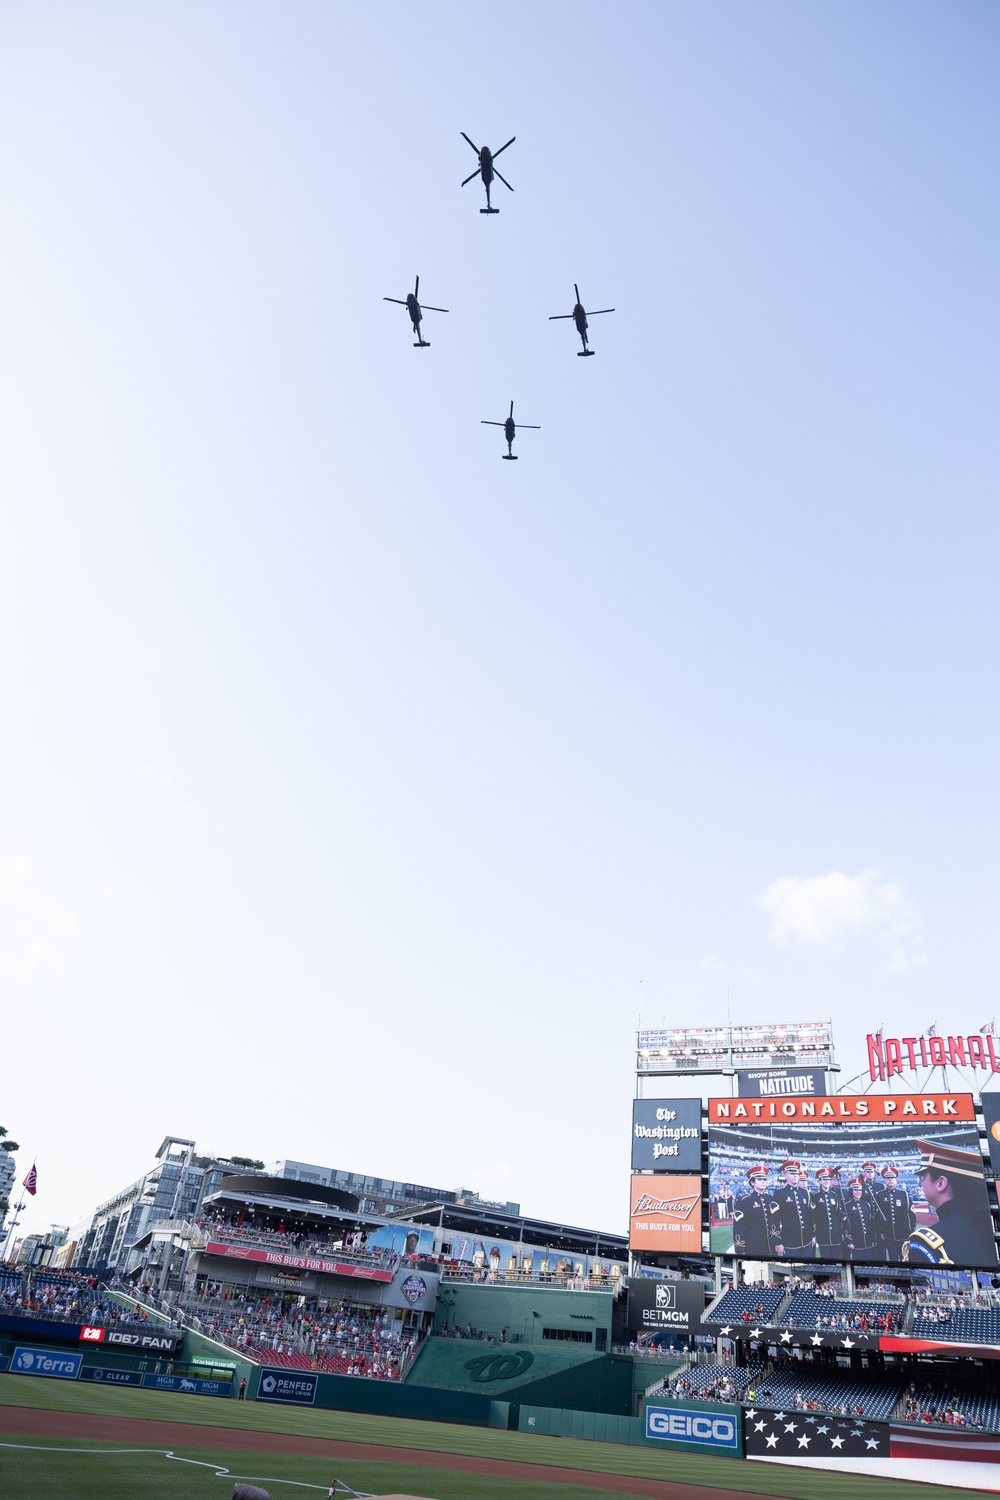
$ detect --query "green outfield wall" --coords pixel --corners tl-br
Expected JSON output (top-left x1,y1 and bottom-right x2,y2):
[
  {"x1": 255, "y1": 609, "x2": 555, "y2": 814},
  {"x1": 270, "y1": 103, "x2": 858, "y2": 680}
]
[{"x1": 433, "y1": 1280, "x2": 614, "y2": 1344}]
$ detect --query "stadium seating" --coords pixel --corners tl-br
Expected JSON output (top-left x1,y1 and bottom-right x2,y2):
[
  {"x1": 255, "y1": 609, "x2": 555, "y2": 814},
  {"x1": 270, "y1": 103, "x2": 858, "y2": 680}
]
[
  {"x1": 899, "y1": 1386, "x2": 1000, "y2": 1430},
  {"x1": 781, "y1": 1290, "x2": 902, "y2": 1331},
  {"x1": 707, "y1": 1286, "x2": 785, "y2": 1325},
  {"x1": 911, "y1": 1309, "x2": 1000, "y2": 1344},
  {"x1": 665, "y1": 1363, "x2": 762, "y2": 1400},
  {"x1": 745, "y1": 1368, "x2": 904, "y2": 1420}
]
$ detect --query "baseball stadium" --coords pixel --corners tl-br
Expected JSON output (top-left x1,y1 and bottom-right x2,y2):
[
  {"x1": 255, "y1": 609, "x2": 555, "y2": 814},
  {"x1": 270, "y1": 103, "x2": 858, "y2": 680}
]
[{"x1": 4, "y1": 1023, "x2": 1000, "y2": 1499}]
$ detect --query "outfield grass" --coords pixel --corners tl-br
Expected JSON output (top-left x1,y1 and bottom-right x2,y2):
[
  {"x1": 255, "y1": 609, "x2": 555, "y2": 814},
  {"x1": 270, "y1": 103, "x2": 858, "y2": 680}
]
[
  {"x1": 0, "y1": 1374, "x2": 977, "y2": 1500},
  {"x1": 0, "y1": 1435, "x2": 639, "y2": 1500}
]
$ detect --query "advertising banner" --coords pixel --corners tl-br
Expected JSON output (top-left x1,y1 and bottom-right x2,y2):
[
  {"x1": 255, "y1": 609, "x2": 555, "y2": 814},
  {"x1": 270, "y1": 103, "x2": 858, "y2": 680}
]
[
  {"x1": 629, "y1": 1176, "x2": 702, "y2": 1253},
  {"x1": 631, "y1": 1099, "x2": 702, "y2": 1171},
  {"x1": 142, "y1": 1372, "x2": 231, "y2": 1396},
  {"x1": 381, "y1": 1267, "x2": 440, "y2": 1311},
  {"x1": 80, "y1": 1367, "x2": 144, "y2": 1386},
  {"x1": 981, "y1": 1093, "x2": 1000, "y2": 1181},
  {"x1": 708, "y1": 1093, "x2": 976, "y2": 1124},
  {"x1": 735, "y1": 1068, "x2": 827, "y2": 1099},
  {"x1": 627, "y1": 1276, "x2": 705, "y2": 1334},
  {"x1": 257, "y1": 1367, "x2": 318, "y2": 1405},
  {"x1": 744, "y1": 1411, "x2": 888, "y2": 1457},
  {"x1": 204, "y1": 1241, "x2": 392, "y2": 1282},
  {"x1": 101, "y1": 1328, "x2": 181, "y2": 1353},
  {"x1": 645, "y1": 1402, "x2": 741, "y2": 1453},
  {"x1": 709, "y1": 1118, "x2": 996, "y2": 1268},
  {"x1": 10, "y1": 1347, "x2": 82, "y2": 1380}
]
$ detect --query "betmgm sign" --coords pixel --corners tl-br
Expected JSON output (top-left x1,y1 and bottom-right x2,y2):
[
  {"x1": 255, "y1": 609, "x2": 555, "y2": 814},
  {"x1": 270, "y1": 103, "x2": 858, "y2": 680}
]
[
  {"x1": 628, "y1": 1276, "x2": 705, "y2": 1335},
  {"x1": 645, "y1": 1403, "x2": 741, "y2": 1454}
]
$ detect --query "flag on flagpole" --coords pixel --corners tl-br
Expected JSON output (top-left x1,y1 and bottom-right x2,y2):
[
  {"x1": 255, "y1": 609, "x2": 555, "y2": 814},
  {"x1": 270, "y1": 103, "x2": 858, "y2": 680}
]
[{"x1": 23, "y1": 1164, "x2": 37, "y2": 1197}]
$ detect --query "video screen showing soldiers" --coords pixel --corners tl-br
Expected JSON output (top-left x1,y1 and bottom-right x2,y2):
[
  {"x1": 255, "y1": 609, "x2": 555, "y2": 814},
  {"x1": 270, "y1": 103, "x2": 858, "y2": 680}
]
[{"x1": 708, "y1": 1120, "x2": 996, "y2": 1269}]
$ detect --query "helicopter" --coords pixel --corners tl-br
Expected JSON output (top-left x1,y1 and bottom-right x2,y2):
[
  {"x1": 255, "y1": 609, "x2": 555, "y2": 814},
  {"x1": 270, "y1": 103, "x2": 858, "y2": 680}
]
[
  {"x1": 548, "y1": 284, "x2": 615, "y2": 356},
  {"x1": 461, "y1": 133, "x2": 515, "y2": 214},
  {"x1": 383, "y1": 275, "x2": 448, "y2": 347},
  {"x1": 481, "y1": 399, "x2": 540, "y2": 460}
]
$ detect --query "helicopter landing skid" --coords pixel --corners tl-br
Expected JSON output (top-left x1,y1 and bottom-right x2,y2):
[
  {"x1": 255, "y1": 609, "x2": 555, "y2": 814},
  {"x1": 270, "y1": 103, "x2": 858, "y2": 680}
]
[
  {"x1": 480, "y1": 207, "x2": 500, "y2": 215},
  {"x1": 502, "y1": 454, "x2": 518, "y2": 460},
  {"x1": 577, "y1": 349, "x2": 595, "y2": 357}
]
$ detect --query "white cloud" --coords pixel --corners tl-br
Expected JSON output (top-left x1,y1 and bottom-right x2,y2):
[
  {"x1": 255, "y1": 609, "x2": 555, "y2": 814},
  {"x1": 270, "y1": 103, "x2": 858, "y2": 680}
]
[{"x1": 759, "y1": 869, "x2": 924, "y2": 968}]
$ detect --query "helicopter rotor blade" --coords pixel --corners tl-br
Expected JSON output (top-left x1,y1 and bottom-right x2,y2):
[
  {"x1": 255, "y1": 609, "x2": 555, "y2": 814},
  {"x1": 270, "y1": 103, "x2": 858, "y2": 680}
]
[
  {"x1": 588, "y1": 308, "x2": 616, "y2": 316},
  {"x1": 481, "y1": 421, "x2": 506, "y2": 427},
  {"x1": 548, "y1": 314, "x2": 574, "y2": 320},
  {"x1": 514, "y1": 424, "x2": 541, "y2": 430},
  {"x1": 492, "y1": 136, "x2": 515, "y2": 159},
  {"x1": 420, "y1": 305, "x2": 449, "y2": 313},
  {"x1": 414, "y1": 275, "x2": 419, "y2": 297},
  {"x1": 574, "y1": 284, "x2": 580, "y2": 301},
  {"x1": 461, "y1": 132, "x2": 480, "y2": 154},
  {"x1": 494, "y1": 169, "x2": 514, "y2": 191},
  {"x1": 383, "y1": 298, "x2": 408, "y2": 305},
  {"x1": 461, "y1": 169, "x2": 480, "y2": 187},
  {"x1": 509, "y1": 400, "x2": 514, "y2": 419}
]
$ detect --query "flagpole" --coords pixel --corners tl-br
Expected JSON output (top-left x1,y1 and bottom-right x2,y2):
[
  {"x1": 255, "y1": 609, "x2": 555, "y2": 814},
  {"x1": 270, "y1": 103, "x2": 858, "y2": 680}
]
[{"x1": 2, "y1": 1190, "x2": 28, "y2": 1264}]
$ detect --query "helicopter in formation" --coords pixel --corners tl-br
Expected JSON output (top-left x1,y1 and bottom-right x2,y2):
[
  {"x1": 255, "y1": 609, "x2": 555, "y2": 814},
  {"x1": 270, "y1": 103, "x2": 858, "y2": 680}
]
[
  {"x1": 548, "y1": 284, "x2": 615, "y2": 356},
  {"x1": 461, "y1": 133, "x2": 515, "y2": 214},
  {"x1": 481, "y1": 400, "x2": 540, "y2": 460},
  {"x1": 383, "y1": 275, "x2": 448, "y2": 347}
]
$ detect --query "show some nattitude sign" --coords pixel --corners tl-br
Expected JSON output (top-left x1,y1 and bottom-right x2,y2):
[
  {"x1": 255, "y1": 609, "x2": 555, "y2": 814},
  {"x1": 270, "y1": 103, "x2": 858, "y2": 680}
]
[
  {"x1": 867, "y1": 1031, "x2": 1000, "y2": 1082},
  {"x1": 707, "y1": 1093, "x2": 976, "y2": 1124}
]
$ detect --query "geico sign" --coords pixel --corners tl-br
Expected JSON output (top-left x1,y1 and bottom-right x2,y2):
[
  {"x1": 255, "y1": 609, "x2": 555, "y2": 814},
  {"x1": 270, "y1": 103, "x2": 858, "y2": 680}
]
[{"x1": 645, "y1": 1406, "x2": 737, "y2": 1449}]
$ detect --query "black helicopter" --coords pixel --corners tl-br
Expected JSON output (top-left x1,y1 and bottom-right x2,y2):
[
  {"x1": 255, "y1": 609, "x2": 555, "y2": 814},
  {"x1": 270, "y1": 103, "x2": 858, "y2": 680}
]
[
  {"x1": 383, "y1": 275, "x2": 448, "y2": 347},
  {"x1": 549, "y1": 284, "x2": 615, "y2": 356},
  {"x1": 461, "y1": 133, "x2": 515, "y2": 214},
  {"x1": 481, "y1": 400, "x2": 540, "y2": 460}
]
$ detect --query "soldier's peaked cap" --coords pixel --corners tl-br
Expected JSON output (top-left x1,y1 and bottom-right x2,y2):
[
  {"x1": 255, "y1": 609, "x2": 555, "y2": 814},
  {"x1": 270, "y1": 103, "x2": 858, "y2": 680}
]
[
  {"x1": 881, "y1": 1164, "x2": 899, "y2": 1178},
  {"x1": 915, "y1": 1140, "x2": 984, "y2": 1181},
  {"x1": 747, "y1": 1165, "x2": 768, "y2": 1179},
  {"x1": 862, "y1": 1161, "x2": 877, "y2": 1170},
  {"x1": 781, "y1": 1158, "x2": 802, "y2": 1171},
  {"x1": 816, "y1": 1167, "x2": 834, "y2": 1180}
]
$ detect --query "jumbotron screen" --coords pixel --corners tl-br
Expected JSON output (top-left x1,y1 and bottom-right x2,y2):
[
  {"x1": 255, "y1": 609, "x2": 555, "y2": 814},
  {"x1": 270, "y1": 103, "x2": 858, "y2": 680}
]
[{"x1": 708, "y1": 1119, "x2": 997, "y2": 1269}]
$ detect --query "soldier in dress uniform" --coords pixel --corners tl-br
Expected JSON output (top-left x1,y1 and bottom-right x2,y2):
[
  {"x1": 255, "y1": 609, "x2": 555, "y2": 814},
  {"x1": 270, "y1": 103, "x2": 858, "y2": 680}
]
[
  {"x1": 843, "y1": 1174, "x2": 885, "y2": 1260},
  {"x1": 905, "y1": 1139, "x2": 995, "y2": 1268},
  {"x1": 861, "y1": 1160, "x2": 888, "y2": 1215},
  {"x1": 810, "y1": 1166, "x2": 848, "y2": 1260},
  {"x1": 731, "y1": 1165, "x2": 778, "y2": 1258},
  {"x1": 771, "y1": 1158, "x2": 814, "y2": 1257},
  {"x1": 878, "y1": 1164, "x2": 916, "y2": 1263}
]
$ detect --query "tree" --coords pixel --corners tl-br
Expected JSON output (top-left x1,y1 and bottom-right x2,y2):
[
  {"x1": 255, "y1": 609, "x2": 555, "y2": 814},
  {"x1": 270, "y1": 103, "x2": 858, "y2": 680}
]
[
  {"x1": 226, "y1": 1156, "x2": 264, "y2": 1170},
  {"x1": 0, "y1": 1126, "x2": 19, "y2": 1156}
]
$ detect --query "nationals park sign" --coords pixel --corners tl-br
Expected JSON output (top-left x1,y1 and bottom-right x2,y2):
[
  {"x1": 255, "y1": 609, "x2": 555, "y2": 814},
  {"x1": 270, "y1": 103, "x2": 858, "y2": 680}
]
[
  {"x1": 707, "y1": 1093, "x2": 976, "y2": 1123},
  {"x1": 867, "y1": 1029, "x2": 1000, "y2": 1082}
]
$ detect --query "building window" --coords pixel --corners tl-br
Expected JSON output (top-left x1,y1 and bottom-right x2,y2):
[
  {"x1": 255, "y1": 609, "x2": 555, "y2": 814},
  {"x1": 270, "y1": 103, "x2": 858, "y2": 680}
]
[{"x1": 542, "y1": 1328, "x2": 593, "y2": 1343}]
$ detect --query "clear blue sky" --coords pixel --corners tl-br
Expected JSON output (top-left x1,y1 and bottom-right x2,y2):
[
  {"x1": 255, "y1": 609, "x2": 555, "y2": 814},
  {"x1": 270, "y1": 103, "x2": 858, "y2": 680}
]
[{"x1": 1, "y1": 1, "x2": 998, "y2": 1238}]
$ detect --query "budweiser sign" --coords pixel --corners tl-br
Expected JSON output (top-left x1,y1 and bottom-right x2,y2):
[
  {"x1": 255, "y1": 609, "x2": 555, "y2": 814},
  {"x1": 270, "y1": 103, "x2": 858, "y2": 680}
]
[
  {"x1": 204, "y1": 1242, "x2": 393, "y2": 1282},
  {"x1": 867, "y1": 1030, "x2": 1000, "y2": 1082},
  {"x1": 629, "y1": 1174, "x2": 702, "y2": 1252},
  {"x1": 631, "y1": 1191, "x2": 700, "y2": 1219}
]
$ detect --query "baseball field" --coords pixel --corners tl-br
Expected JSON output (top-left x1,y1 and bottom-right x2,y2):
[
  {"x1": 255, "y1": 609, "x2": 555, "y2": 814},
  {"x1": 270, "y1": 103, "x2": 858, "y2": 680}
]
[{"x1": 0, "y1": 1373, "x2": 980, "y2": 1500}]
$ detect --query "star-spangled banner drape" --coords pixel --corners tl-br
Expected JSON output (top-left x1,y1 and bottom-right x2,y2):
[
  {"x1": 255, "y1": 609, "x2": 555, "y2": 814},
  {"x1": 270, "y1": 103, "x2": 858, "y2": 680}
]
[{"x1": 744, "y1": 1411, "x2": 889, "y2": 1457}]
